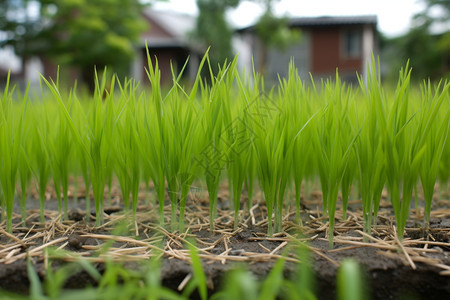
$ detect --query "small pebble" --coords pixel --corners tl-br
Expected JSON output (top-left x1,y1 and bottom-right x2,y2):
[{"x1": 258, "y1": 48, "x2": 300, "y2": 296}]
[
  {"x1": 68, "y1": 233, "x2": 87, "y2": 250},
  {"x1": 68, "y1": 208, "x2": 85, "y2": 222},
  {"x1": 230, "y1": 249, "x2": 245, "y2": 256}
]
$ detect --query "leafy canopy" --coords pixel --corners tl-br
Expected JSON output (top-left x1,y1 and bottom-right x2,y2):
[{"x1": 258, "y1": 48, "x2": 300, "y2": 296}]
[{"x1": 0, "y1": 0, "x2": 148, "y2": 83}]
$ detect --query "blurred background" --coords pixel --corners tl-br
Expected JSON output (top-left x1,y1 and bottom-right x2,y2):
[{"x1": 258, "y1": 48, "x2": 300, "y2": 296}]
[{"x1": 0, "y1": 0, "x2": 449, "y2": 89}]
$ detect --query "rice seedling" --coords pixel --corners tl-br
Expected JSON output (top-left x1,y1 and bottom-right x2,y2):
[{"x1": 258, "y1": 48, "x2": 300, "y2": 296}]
[
  {"x1": 340, "y1": 142, "x2": 357, "y2": 220},
  {"x1": 70, "y1": 92, "x2": 92, "y2": 221},
  {"x1": 126, "y1": 85, "x2": 144, "y2": 218},
  {"x1": 175, "y1": 75, "x2": 205, "y2": 232},
  {"x1": 17, "y1": 136, "x2": 32, "y2": 225},
  {"x1": 161, "y1": 84, "x2": 193, "y2": 231},
  {"x1": 245, "y1": 148, "x2": 257, "y2": 211},
  {"x1": 47, "y1": 91, "x2": 73, "y2": 220},
  {"x1": 29, "y1": 100, "x2": 52, "y2": 223},
  {"x1": 17, "y1": 86, "x2": 32, "y2": 225},
  {"x1": 159, "y1": 52, "x2": 208, "y2": 231},
  {"x1": 259, "y1": 255, "x2": 286, "y2": 300},
  {"x1": 312, "y1": 75, "x2": 359, "y2": 247},
  {"x1": 113, "y1": 78, "x2": 143, "y2": 218},
  {"x1": 279, "y1": 61, "x2": 316, "y2": 224},
  {"x1": 418, "y1": 80, "x2": 450, "y2": 226},
  {"x1": 138, "y1": 53, "x2": 167, "y2": 224},
  {"x1": 337, "y1": 259, "x2": 364, "y2": 300},
  {"x1": 26, "y1": 257, "x2": 44, "y2": 299},
  {"x1": 378, "y1": 65, "x2": 449, "y2": 239},
  {"x1": 0, "y1": 72, "x2": 26, "y2": 232},
  {"x1": 0, "y1": 51, "x2": 448, "y2": 248},
  {"x1": 185, "y1": 240, "x2": 207, "y2": 300},
  {"x1": 222, "y1": 60, "x2": 255, "y2": 229},
  {"x1": 44, "y1": 253, "x2": 101, "y2": 299},
  {"x1": 211, "y1": 269, "x2": 259, "y2": 300},
  {"x1": 41, "y1": 71, "x2": 116, "y2": 226},
  {"x1": 251, "y1": 88, "x2": 289, "y2": 236},
  {"x1": 89, "y1": 74, "x2": 116, "y2": 226},
  {"x1": 354, "y1": 64, "x2": 387, "y2": 234},
  {"x1": 197, "y1": 67, "x2": 228, "y2": 230}
]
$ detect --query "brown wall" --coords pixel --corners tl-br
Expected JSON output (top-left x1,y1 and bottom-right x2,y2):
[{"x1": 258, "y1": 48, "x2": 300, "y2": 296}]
[
  {"x1": 140, "y1": 14, "x2": 191, "y2": 86},
  {"x1": 144, "y1": 47, "x2": 190, "y2": 86},
  {"x1": 310, "y1": 27, "x2": 362, "y2": 76}
]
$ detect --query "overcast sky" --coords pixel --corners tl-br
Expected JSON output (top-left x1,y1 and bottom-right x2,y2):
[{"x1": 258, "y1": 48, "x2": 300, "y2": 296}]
[{"x1": 153, "y1": 0, "x2": 426, "y2": 38}]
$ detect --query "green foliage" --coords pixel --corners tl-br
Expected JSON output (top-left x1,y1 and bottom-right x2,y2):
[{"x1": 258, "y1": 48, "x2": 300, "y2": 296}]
[
  {"x1": 255, "y1": 10, "x2": 300, "y2": 50},
  {"x1": 252, "y1": 0, "x2": 300, "y2": 75},
  {"x1": 383, "y1": 0, "x2": 450, "y2": 81},
  {"x1": 185, "y1": 240, "x2": 208, "y2": 300},
  {"x1": 312, "y1": 75, "x2": 359, "y2": 247},
  {"x1": 355, "y1": 60, "x2": 387, "y2": 235},
  {"x1": 0, "y1": 72, "x2": 26, "y2": 232},
  {"x1": 0, "y1": 0, "x2": 42, "y2": 70},
  {"x1": 419, "y1": 81, "x2": 450, "y2": 225},
  {"x1": 337, "y1": 259, "x2": 364, "y2": 300},
  {"x1": 16, "y1": 85, "x2": 32, "y2": 225},
  {"x1": 192, "y1": 0, "x2": 238, "y2": 73},
  {"x1": 388, "y1": 28, "x2": 443, "y2": 81},
  {"x1": 0, "y1": 54, "x2": 449, "y2": 242},
  {"x1": 0, "y1": 0, "x2": 148, "y2": 86}
]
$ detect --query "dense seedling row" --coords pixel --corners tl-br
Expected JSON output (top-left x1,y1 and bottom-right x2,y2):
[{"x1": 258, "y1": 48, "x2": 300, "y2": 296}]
[{"x1": 0, "y1": 55, "x2": 449, "y2": 247}]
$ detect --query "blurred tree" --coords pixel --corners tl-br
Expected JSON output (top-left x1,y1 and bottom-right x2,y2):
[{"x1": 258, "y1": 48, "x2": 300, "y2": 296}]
[
  {"x1": 414, "y1": 0, "x2": 450, "y2": 78},
  {"x1": 385, "y1": 0, "x2": 450, "y2": 81},
  {"x1": 391, "y1": 27, "x2": 443, "y2": 81},
  {"x1": 0, "y1": 0, "x2": 42, "y2": 78},
  {"x1": 0, "y1": 0, "x2": 149, "y2": 87},
  {"x1": 193, "y1": 0, "x2": 298, "y2": 75},
  {"x1": 193, "y1": 0, "x2": 240, "y2": 73},
  {"x1": 254, "y1": 0, "x2": 300, "y2": 74},
  {"x1": 414, "y1": 0, "x2": 450, "y2": 30}
]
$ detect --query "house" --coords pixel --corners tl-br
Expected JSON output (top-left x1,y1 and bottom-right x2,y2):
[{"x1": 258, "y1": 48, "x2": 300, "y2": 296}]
[
  {"x1": 1, "y1": 12, "x2": 378, "y2": 88},
  {"x1": 134, "y1": 9, "x2": 202, "y2": 86},
  {"x1": 236, "y1": 15, "x2": 378, "y2": 85}
]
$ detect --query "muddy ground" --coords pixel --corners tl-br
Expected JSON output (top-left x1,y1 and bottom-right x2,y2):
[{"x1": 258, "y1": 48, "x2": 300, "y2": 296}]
[{"x1": 0, "y1": 184, "x2": 449, "y2": 299}]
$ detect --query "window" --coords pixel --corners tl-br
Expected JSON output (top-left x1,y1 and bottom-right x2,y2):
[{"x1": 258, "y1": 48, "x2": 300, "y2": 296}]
[{"x1": 342, "y1": 29, "x2": 361, "y2": 58}]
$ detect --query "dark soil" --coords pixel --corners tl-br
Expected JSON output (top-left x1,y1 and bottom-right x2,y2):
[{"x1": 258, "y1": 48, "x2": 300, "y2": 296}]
[{"x1": 1, "y1": 186, "x2": 449, "y2": 300}]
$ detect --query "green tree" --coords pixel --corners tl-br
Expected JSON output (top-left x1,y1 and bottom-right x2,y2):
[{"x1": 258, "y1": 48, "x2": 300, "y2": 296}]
[
  {"x1": 254, "y1": 0, "x2": 300, "y2": 74},
  {"x1": 414, "y1": 0, "x2": 450, "y2": 30},
  {"x1": 0, "y1": 0, "x2": 42, "y2": 78},
  {"x1": 193, "y1": 0, "x2": 299, "y2": 75},
  {"x1": 384, "y1": 0, "x2": 450, "y2": 81},
  {"x1": 193, "y1": 0, "x2": 239, "y2": 73},
  {"x1": 1, "y1": 0, "x2": 148, "y2": 87},
  {"x1": 414, "y1": 0, "x2": 450, "y2": 78}
]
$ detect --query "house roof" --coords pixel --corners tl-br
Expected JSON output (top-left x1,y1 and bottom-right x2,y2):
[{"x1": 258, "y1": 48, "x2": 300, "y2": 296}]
[
  {"x1": 141, "y1": 9, "x2": 197, "y2": 49},
  {"x1": 290, "y1": 15, "x2": 377, "y2": 26},
  {"x1": 237, "y1": 15, "x2": 377, "y2": 32}
]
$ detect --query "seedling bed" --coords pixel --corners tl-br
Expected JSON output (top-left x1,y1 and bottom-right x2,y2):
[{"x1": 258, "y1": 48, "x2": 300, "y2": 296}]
[{"x1": 1, "y1": 57, "x2": 450, "y2": 299}]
